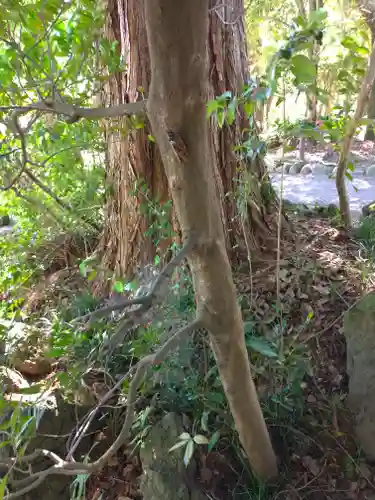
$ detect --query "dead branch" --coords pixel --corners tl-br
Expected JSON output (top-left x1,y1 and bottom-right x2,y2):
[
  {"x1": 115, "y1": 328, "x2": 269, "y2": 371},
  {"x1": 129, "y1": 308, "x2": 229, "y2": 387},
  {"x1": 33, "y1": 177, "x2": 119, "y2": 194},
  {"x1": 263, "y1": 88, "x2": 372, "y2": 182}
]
[
  {"x1": 0, "y1": 99, "x2": 146, "y2": 122},
  {"x1": 1, "y1": 112, "x2": 29, "y2": 190},
  {"x1": 76, "y1": 236, "x2": 196, "y2": 323},
  {"x1": 23, "y1": 167, "x2": 100, "y2": 231},
  {"x1": 1, "y1": 317, "x2": 202, "y2": 499}
]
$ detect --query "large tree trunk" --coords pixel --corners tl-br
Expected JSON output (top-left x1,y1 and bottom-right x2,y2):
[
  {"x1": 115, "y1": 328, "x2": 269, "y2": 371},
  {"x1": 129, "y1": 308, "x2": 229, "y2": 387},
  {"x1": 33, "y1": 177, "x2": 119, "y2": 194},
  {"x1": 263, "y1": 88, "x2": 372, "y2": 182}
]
[
  {"x1": 144, "y1": 0, "x2": 278, "y2": 480},
  {"x1": 97, "y1": 0, "x2": 169, "y2": 284},
  {"x1": 98, "y1": 0, "x2": 278, "y2": 286}
]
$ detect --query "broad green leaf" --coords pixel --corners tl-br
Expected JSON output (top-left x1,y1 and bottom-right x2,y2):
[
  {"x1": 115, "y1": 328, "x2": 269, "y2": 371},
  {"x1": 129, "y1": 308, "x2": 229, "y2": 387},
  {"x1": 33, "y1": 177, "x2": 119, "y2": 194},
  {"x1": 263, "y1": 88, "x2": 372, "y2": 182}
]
[
  {"x1": 178, "y1": 432, "x2": 191, "y2": 441},
  {"x1": 341, "y1": 36, "x2": 359, "y2": 51},
  {"x1": 169, "y1": 440, "x2": 189, "y2": 453},
  {"x1": 206, "y1": 99, "x2": 220, "y2": 117},
  {"x1": 183, "y1": 439, "x2": 194, "y2": 467},
  {"x1": 246, "y1": 336, "x2": 278, "y2": 358},
  {"x1": 308, "y1": 8, "x2": 328, "y2": 25},
  {"x1": 208, "y1": 430, "x2": 220, "y2": 452},
  {"x1": 113, "y1": 281, "x2": 124, "y2": 293},
  {"x1": 291, "y1": 55, "x2": 316, "y2": 83},
  {"x1": 193, "y1": 434, "x2": 209, "y2": 445}
]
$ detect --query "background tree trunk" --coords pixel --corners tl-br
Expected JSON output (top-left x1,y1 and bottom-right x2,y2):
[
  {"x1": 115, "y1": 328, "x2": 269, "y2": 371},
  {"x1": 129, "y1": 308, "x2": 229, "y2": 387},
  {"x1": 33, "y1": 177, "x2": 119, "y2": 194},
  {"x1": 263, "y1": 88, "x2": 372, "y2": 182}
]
[
  {"x1": 358, "y1": 2, "x2": 375, "y2": 141},
  {"x1": 144, "y1": 0, "x2": 278, "y2": 479},
  {"x1": 98, "y1": 0, "x2": 279, "y2": 288},
  {"x1": 365, "y1": 29, "x2": 375, "y2": 140}
]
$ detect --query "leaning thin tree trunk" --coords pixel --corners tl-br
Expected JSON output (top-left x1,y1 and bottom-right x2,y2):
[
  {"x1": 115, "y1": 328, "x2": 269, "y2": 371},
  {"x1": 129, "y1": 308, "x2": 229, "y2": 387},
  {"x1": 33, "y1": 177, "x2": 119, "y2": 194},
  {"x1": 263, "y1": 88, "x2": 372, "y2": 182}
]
[
  {"x1": 144, "y1": 0, "x2": 278, "y2": 480},
  {"x1": 98, "y1": 0, "x2": 280, "y2": 287},
  {"x1": 336, "y1": 41, "x2": 375, "y2": 228},
  {"x1": 357, "y1": 2, "x2": 375, "y2": 141}
]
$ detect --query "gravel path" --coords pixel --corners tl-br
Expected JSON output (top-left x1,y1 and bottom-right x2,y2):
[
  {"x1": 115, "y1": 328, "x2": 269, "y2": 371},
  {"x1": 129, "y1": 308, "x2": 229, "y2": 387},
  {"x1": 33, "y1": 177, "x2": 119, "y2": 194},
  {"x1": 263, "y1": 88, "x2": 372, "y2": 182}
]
[{"x1": 271, "y1": 172, "x2": 375, "y2": 220}]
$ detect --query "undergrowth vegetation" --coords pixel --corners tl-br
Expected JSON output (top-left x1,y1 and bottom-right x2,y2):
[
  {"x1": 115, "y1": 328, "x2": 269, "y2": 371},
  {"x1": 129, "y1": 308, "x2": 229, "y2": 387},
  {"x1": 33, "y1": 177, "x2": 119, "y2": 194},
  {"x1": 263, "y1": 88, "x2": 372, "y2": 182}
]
[{"x1": 3, "y1": 0, "x2": 375, "y2": 499}]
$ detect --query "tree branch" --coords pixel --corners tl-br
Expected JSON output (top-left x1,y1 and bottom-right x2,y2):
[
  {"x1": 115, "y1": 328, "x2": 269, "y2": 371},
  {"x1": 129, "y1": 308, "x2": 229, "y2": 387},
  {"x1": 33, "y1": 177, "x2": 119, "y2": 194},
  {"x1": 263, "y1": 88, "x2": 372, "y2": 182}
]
[
  {"x1": 76, "y1": 236, "x2": 196, "y2": 323},
  {"x1": 0, "y1": 100, "x2": 147, "y2": 122}
]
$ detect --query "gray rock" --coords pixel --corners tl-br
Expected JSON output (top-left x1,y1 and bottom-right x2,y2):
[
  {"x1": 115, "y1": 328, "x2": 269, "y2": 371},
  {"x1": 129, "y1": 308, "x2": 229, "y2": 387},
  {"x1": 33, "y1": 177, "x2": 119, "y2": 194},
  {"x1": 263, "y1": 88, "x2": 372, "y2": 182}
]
[
  {"x1": 301, "y1": 165, "x2": 312, "y2": 175},
  {"x1": 366, "y1": 165, "x2": 375, "y2": 176},
  {"x1": 362, "y1": 201, "x2": 375, "y2": 217},
  {"x1": 0, "y1": 366, "x2": 29, "y2": 393},
  {"x1": 344, "y1": 293, "x2": 375, "y2": 460},
  {"x1": 323, "y1": 163, "x2": 336, "y2": 174},
  {"x1": 2, "y1": 391, "x2": 105, "y2": 499},
  {"x1": 275, "y1": 163, "x2": 292, "y2": 174},
  {"x1": 310, "y1": 162, "x2": 329, "y2": 175},
  {"x1": 140, "y1": 413, "x2": 205, "y2": 500},
  {"x1": 289, "y1": 161, "x2": 305, "y2": 175}
]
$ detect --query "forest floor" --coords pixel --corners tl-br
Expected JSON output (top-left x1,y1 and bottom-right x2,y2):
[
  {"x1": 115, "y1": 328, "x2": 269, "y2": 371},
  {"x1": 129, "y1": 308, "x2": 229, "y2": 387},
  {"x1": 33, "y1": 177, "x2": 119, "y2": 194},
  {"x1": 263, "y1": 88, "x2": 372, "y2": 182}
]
[
  {"x1": 83, "y1": 211, "x2": 375, "y2": 500},
  {"x1": 3, "y1": 205, "x2": 375, "y2": 499}
]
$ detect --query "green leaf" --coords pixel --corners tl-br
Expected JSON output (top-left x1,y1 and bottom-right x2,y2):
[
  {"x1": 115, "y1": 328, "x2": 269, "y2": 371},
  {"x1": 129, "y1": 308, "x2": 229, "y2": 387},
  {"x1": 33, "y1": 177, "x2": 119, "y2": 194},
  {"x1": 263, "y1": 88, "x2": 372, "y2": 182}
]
[
  {"x1": 18, "y1": 384, "x2": 43, "y2": 395},
  {"x1": 291, "y1": 55, "x2": 316, "y2": 83},
  {"x1": 87, "y1": 270, "x2": 97, "y2": 281},
  {"x1": 183, "y1": 439, "x2": 194, "y2": 467},
  {"x1": 206, "y1": 99, "x2": 220, "y2": 117},
  {"x1": 243, "y1": 100, "x2": 255, "y2": 117},
  {"x1": 347, "y1": 161, "x2": 355, "y2": 172},
  {"x1": 178, "y1": 432, "x2": 191, "y2": 441},
  {"x1": 217, "y1": 110, "x2": 225, "y2": 128},
  {"x1": 341, "y1": 36, "x2": 359, "y2": 51},
  {"x1": 218, "y1": 90, "x2": 232, "y2": 100},
  {"x1": 208, "y1": 430, "x2": 220, "y2": 452},
  {"x1": 246, "y1": 336, "x2": 278, "y2": 358},
  {"x1": 10, "y1": 405, "x2": 20, "y2": 431},
  {"x1": 0, "y1": 474, "x2": 8, "y2": 499},
  {"x1": 169, "y1": 440, "x2": 188, "y2": 453},
  {"x1": 227, "y1": 98, "x2": 237, "y2": 125},
  {"x1": 193, "y1": 434, "x2": 209, "y2": 445},
  {"x1": 147, "y1": 134, "x2": 156, "y2": 143},
  {"x1": 113, "y1": 281, "x2": 124, "y2": 293},
  {"x1": 308, "y1": 8, "x2": 328, "y2": 25},
  {"x1": 201, "y1": 411, "x2": 209, "y2": 432}
]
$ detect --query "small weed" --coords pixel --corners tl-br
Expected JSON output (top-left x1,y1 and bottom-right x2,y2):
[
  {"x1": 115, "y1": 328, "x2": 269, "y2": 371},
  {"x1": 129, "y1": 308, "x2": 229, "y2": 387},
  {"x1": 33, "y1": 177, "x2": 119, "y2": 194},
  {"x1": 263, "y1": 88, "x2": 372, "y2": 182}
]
[{"x1": 355, "y1": 215, "x2": 375, "y2": 248}]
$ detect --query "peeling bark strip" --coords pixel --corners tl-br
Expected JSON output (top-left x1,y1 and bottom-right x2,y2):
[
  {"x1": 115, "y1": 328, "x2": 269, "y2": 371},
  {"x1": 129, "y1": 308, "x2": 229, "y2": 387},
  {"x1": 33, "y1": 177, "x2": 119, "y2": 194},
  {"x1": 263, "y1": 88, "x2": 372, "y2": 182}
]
[{"x1": 144, "y1": 0, "x2": 278, "y2": 480}]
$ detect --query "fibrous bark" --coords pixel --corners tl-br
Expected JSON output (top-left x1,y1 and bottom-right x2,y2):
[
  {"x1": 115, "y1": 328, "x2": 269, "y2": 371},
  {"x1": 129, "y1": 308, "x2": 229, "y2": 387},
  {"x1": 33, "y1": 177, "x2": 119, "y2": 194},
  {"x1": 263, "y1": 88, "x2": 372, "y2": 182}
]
[
  {"x1": 97, "y1": 0, "x2": 169, "y2": 285},
  {"x1": 98, "y1": 0, "x2": 279, "y2": 286},
  {"x1": 144, "y1": 0, "x2": 278, "y2": 480}
]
